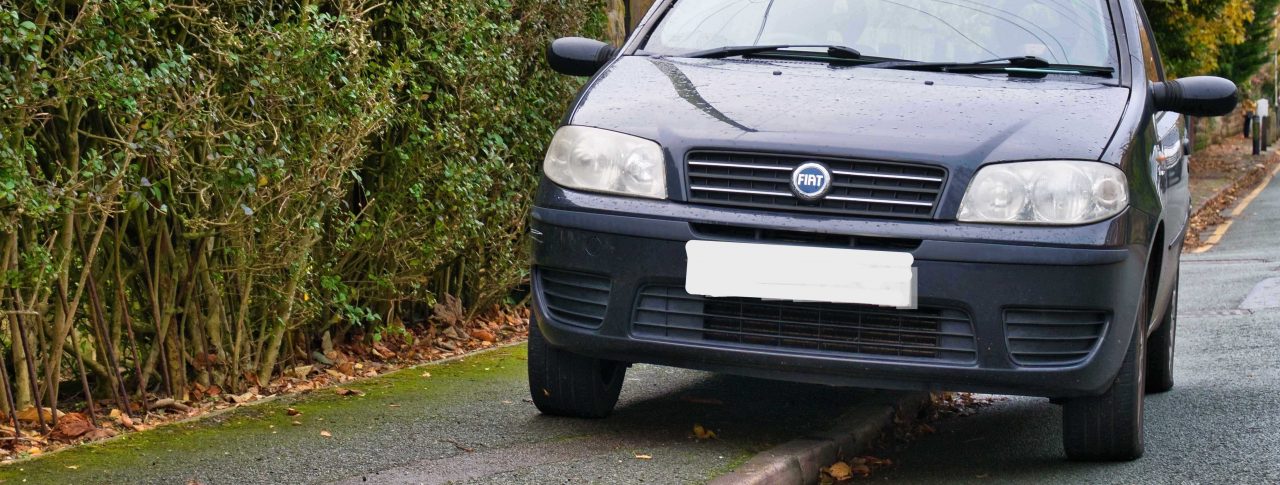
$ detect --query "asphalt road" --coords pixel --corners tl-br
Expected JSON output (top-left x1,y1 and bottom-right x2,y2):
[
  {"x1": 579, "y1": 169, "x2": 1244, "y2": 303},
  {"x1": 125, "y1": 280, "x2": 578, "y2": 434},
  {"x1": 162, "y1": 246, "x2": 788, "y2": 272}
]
[{"x1": 873, "y1": 173, "x2": 1280, "y2": 484}]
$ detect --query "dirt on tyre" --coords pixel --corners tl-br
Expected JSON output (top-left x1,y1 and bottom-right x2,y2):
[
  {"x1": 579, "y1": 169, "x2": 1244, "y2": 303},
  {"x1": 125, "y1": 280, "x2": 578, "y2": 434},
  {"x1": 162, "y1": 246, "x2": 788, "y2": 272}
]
[
  {"x1": 527, "y1": 321, "x2": 626, "y2": 418},
  {"x1": 1062, "y1": 302, "x2": 1147, "y2": 461}
]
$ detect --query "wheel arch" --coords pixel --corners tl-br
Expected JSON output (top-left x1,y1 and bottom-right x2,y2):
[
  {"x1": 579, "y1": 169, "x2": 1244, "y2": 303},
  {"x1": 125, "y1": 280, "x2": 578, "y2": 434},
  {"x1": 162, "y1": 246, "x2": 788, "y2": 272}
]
[{"x1": 1144, "y1": 223, "x2": 1166, "y2": 335}]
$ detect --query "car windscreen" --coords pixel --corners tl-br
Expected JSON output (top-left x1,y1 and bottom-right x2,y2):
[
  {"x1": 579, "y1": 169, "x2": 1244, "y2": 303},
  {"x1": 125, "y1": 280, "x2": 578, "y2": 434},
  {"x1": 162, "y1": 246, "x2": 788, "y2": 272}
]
[{"x1": 643, "y1": 0, "x2": 1117, "y2": 68}]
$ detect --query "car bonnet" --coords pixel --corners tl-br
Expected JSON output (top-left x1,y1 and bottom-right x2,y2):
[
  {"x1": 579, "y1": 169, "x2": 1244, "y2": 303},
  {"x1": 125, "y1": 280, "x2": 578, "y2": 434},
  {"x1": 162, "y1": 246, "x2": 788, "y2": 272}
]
[{"x1": 567, "y1": 56, "x2": 1130, "y2": 170}]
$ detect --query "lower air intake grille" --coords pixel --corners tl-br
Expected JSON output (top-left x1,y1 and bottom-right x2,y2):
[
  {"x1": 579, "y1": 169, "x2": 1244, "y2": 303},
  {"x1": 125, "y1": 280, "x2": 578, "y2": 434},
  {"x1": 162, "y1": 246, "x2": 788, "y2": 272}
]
[
  {"x1": 633, "y1": 286, "x2": 977, "y2": 364},
  {"x1": 537, "y1": 269, "x2": 611, "y2": 329},
  {"x1": 1005, "y1": 309, "x2": 1109, "y2": 367}
]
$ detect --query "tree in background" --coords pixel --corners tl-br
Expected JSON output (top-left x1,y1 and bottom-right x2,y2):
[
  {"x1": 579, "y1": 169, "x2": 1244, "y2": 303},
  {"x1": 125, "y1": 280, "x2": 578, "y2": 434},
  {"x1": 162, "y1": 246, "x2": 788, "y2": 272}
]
[
  {"x1": 1145, "y1": 0, "x2": 1257, "y2": 76},
  {"x1": 1215, "y1": 0, "x2": 1280, "y2": 84}
]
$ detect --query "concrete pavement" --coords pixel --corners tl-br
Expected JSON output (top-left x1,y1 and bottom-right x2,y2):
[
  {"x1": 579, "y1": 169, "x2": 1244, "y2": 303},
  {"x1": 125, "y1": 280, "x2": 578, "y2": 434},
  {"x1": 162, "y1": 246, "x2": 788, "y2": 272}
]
[{"x1": 0, "y1": 344, "x2": 905, "y2": 484}]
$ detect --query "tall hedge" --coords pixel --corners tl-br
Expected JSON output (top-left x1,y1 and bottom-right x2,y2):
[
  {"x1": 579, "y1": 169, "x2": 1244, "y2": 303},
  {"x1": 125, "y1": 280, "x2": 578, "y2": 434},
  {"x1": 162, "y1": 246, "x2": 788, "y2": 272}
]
[{"x1": 0, "y1": 0, "x2": 600, "y2": 411}]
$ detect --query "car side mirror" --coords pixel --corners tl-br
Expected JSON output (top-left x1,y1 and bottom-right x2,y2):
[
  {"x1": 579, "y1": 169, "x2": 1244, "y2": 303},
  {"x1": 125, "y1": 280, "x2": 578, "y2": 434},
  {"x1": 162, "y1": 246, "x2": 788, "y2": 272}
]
[
  {"x1": 1151, "y1": 76, "x2": 1238, "y2": 117},
  {"x1": 547, "y1": 37, "x2": 617, "y2": 77}
]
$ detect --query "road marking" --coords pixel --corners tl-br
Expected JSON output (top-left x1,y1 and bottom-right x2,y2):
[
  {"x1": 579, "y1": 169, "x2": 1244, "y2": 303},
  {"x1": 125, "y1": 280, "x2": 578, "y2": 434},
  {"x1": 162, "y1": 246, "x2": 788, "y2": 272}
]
[
  {"x1": 1193, "y1": 162, "x2": 1280, "y2": 254},
  {"x1": 1183, "y1": 308, "x2": 1255, "y2": 317},
  {"x1": 1240, "y1": 277, "x2": 1280, "y2": 310},
  {"x1": 1182, "y1": 258, "x2": 1271, "y2": 264}
]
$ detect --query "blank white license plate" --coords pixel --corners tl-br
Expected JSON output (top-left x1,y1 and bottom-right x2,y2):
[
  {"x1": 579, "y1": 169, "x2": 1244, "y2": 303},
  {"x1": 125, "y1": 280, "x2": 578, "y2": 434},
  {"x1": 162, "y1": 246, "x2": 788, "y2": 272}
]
[{"x1": 685, "y1": 241, "x2": 917, "y2": 308}]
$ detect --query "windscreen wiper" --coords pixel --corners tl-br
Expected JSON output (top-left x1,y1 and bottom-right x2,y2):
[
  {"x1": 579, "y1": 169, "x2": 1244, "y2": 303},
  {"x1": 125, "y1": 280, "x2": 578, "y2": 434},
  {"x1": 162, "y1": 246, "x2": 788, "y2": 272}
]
[
  {"x1": 860, "y1": 56, "x2": 1115, "y2": 77},
  {"x1": 681, "y1": 44, "x2": 862, "y2": 61}
]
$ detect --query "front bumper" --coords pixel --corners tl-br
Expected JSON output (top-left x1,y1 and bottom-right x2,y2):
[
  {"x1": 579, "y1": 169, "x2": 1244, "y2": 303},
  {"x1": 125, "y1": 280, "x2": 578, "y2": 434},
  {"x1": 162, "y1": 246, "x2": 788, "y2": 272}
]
[{"x1": 529, "y1": 190, "x2": 1152, "y2": 398}]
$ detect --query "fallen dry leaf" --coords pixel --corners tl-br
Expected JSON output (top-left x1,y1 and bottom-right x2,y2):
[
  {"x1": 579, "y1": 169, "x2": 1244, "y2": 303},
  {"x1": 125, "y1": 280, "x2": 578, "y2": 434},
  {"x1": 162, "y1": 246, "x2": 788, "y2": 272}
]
[
  {"x1": 286, "y1": 408, "x2": 301, "y2": 416},
  {"x1": 291, "y1": 420, "x2": 302, "y2": 426},
  {"x1": 335, "y1": 361, "x2": 356, "y2": 376},
  {"x1": 17, "y1": 406, "x2": 59, "y2": 424},
  {"x1": 290, "y1": 365, "x2": 314, "y2": 379},
  {"x1": 820, "y1": 457, "x2": 880, "y2": 481},
  {"x1": 421, "y1": 372, "x2": 432, "y2": 378},
  {"x1": 470, "y1": 329, "x2": 497, "y2": 342},
  {"x1": 50, "y1": 412, "x2": 95, "y2": 441},
  {"x1": 851, "y1": 463, "x2": 871, "y2": 476},
  {"x1": 82, "y1": 428, "x2": 118, "y2": 441},
  {"x1": 692, "y1": 424, "x2": 717, "y2": 440},
  {"x1": 334, "y1": 387, "x2": 365, "y2": 397},
  {"x1": 372, "y1": 343, "x2": 396, "y2": 359},
  {"x1": 319, "y1": 430, "x2": 332, "y2": 438},
  {"x1": 66, "y1": 465, "x2": 79, "y2": 469},
  {"x1": 430, "y1": 294, "x2": 465, "y2": 328},
  {"x1": 826, "y1": 461, "x2": 853, "y2": 481},
  {"x1": 635, "y1": 454, "x2": 653, "y2": 460},
  {"x1": 855, "y1": 455, "x2": 892, "y2": 467}
]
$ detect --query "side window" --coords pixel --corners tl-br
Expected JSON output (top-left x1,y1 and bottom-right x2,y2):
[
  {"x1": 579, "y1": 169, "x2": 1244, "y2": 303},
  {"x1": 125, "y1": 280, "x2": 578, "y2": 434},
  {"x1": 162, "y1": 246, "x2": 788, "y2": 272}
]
[{"x1": 1136, "y1": 7, "x2": 1164, "y2": 83}]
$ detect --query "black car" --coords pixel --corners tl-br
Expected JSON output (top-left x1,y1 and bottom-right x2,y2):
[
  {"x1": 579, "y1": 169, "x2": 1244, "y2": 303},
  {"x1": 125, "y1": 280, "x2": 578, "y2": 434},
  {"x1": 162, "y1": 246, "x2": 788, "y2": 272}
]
[{"x1": 526, "y1": 0, "x2": 1237, "y2": 461}]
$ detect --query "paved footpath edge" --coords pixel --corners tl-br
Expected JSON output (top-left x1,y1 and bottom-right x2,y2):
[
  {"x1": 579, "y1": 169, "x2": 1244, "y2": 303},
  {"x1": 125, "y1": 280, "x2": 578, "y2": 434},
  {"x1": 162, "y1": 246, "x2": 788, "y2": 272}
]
[{"x1": 710, "y1": 392, "x2": 931, "y2": 485}]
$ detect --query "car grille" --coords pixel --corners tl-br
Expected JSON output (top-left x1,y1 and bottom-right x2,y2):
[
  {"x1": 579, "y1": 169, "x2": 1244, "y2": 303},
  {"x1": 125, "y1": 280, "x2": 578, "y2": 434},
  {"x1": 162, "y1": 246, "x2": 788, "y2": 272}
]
[
  {"x1": 686, "y1": 151, "x2": 946, "y2": 220},
  {"x1": 690, "y1": 223, "x2": 922, "y2": 251},
  {"x1": 633, "y1": 286, "x2": 977, "y2": 364},
  {"x1": 536, "y1": 268, "x2": 611, "y2": 329},
  {"x1": 1005, "y1": 309, "x2": 1109, "y2": 367}
]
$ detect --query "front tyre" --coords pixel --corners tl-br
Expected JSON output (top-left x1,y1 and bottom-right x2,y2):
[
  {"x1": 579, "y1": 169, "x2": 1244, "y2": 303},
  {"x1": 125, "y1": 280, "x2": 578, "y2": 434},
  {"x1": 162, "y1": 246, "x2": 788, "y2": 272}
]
[
  {"x1": 1146, "y1": 274, "x2": 1178, "y2": 394},
  {"x1": 1062, "y1": 310, "x2": 1146, "y2": 461},
  {"x1": 527, "y1": 321, "x2": 626, "y2": 418}
]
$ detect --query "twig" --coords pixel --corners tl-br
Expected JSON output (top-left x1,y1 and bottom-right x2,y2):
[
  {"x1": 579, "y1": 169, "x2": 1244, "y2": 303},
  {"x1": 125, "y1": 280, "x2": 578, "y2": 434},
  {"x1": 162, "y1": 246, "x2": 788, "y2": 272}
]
[
  {"x1": 85, "y1": 271, "x2": 132, "y2": 419},
  {"x1": 69, "y1": 327, "x2": 98, "y2": 427},
  {"x1": 147, "y1": 398, "x2": 193, "y2": 413},
  {"x1": 440, "y1": 439, "x2": 475, "y2": 453},
  {"x1": 115, "y1": 215, "x2": 148, "y2": 422},
  {"x1": 61, "y1": 284, "x2": 98, "y2": 428},
  {"x1": 10, "y1": 290, "x2": 48, "y2": 433}
]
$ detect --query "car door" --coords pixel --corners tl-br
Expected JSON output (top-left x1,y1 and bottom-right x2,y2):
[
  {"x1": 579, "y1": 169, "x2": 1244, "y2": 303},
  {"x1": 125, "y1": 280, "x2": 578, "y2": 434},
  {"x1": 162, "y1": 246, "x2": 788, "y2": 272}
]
[{"x1": 1137, "y1": 5, "x2": 1187, "y2": 312}]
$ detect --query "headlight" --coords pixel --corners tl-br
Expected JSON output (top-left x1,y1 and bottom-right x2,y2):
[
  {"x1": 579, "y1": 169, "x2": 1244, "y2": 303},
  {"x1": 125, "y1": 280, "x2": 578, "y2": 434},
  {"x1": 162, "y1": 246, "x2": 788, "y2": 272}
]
[
  {"x1": 543, "y1": 126, "x2": 666, "y2": 199},
  {"x1": 958, "y1": 161, "x2": 1128, "y2": 225}
]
